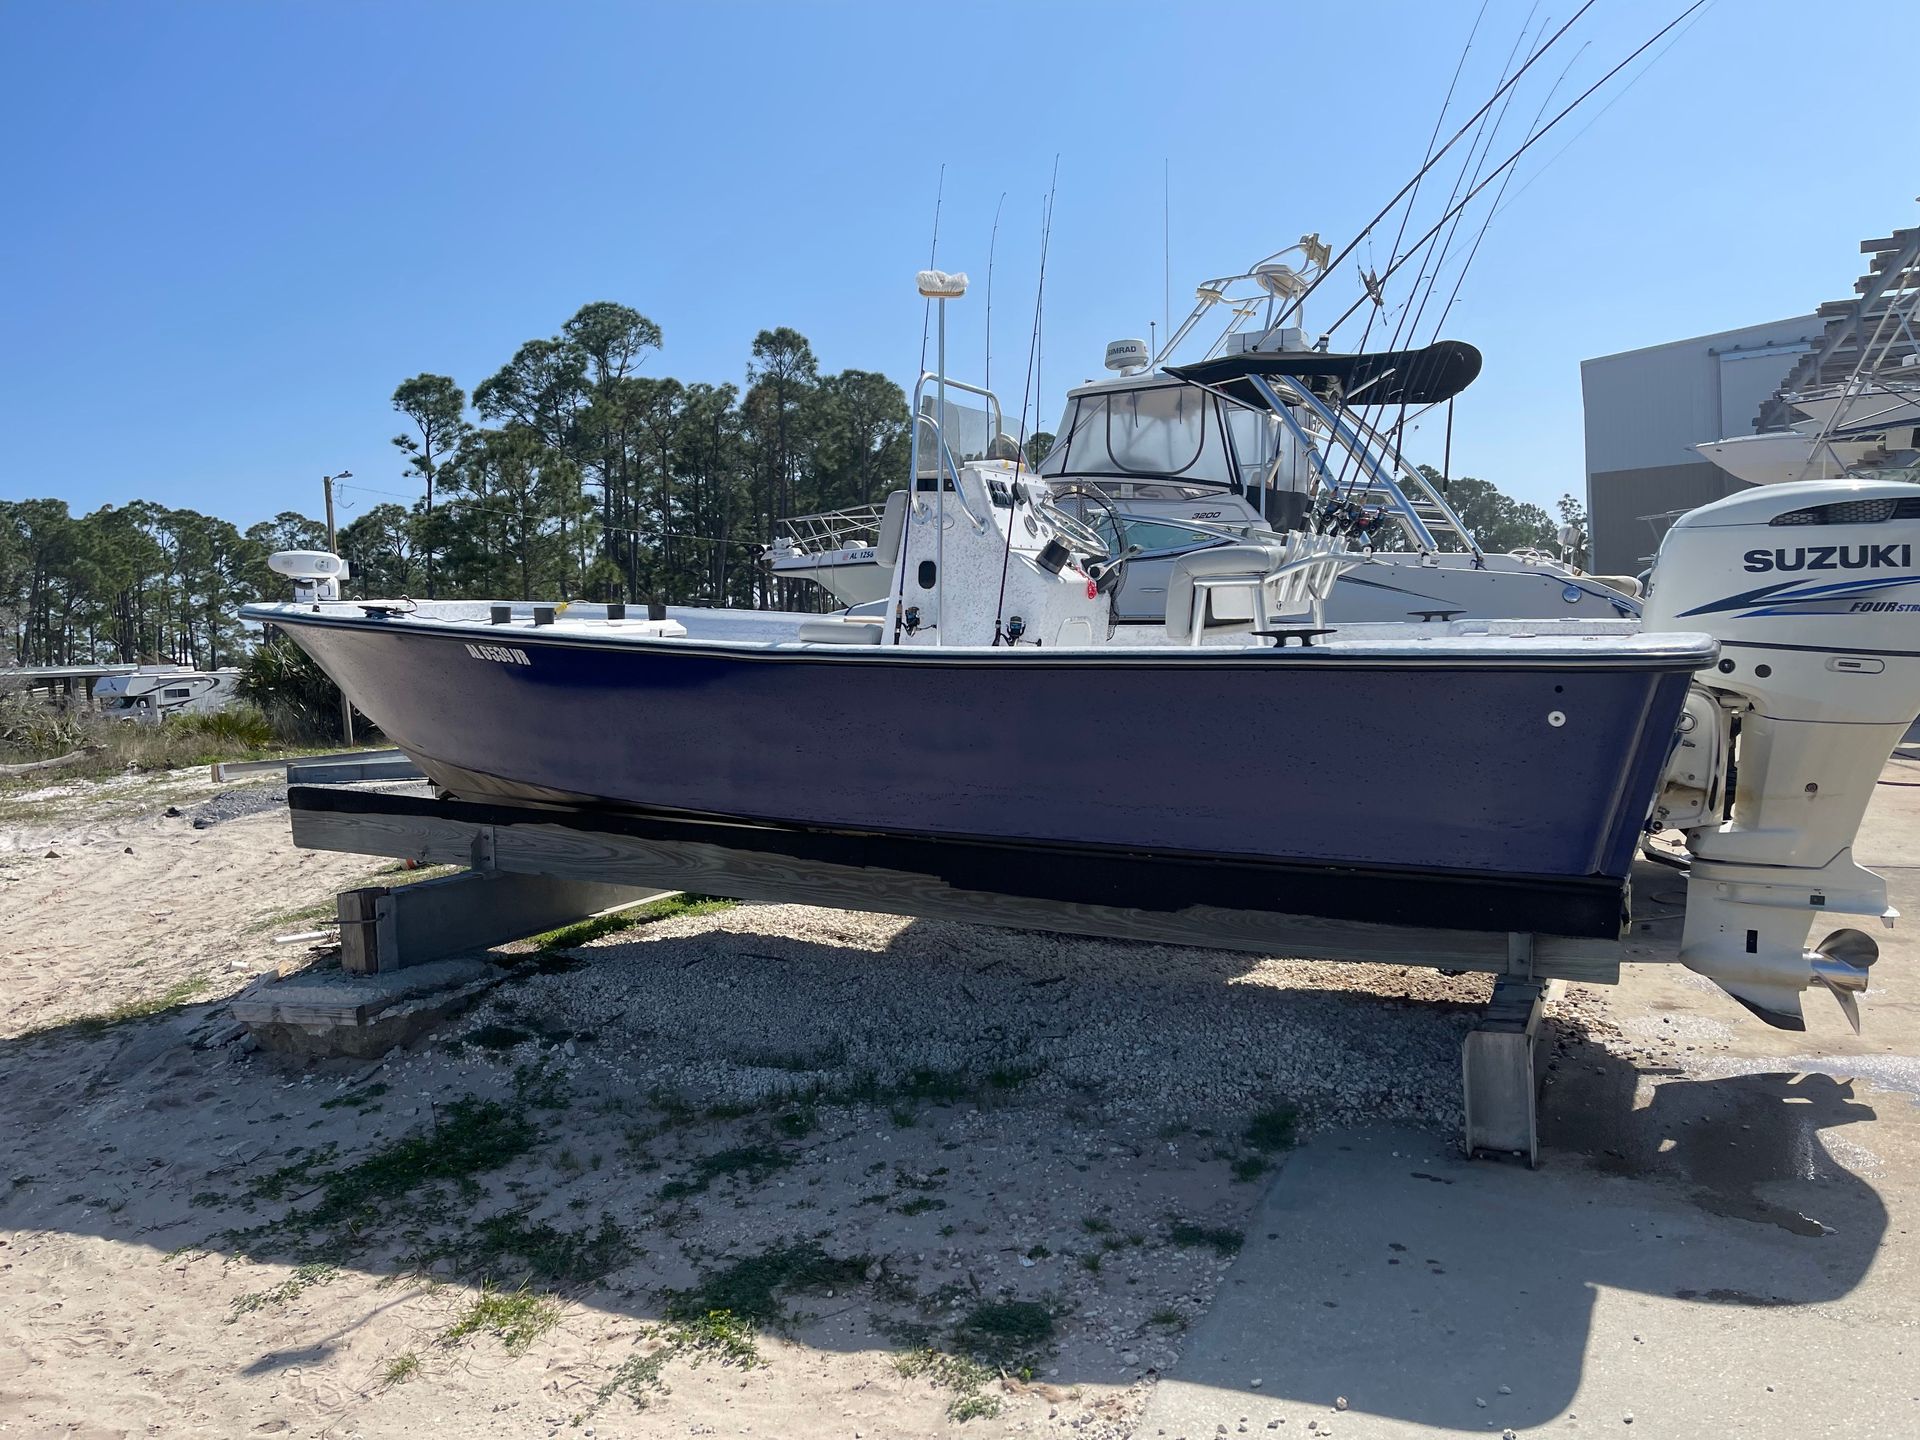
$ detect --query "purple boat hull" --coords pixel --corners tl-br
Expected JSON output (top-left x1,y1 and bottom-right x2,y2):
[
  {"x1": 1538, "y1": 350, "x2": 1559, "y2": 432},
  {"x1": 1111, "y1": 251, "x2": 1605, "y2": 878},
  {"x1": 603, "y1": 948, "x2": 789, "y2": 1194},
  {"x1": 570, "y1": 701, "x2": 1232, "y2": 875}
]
[{"x1": 267, "y1": 611, "x2": 1703, "y2": 938}]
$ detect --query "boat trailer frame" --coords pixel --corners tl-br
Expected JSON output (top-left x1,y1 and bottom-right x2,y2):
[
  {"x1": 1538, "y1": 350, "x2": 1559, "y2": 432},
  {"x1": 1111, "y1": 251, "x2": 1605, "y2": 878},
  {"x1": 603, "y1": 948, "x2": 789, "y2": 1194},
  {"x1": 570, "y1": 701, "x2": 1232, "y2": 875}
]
[{"x1": 280, "y1": 768, "x2": 1637, "y2": 1165}]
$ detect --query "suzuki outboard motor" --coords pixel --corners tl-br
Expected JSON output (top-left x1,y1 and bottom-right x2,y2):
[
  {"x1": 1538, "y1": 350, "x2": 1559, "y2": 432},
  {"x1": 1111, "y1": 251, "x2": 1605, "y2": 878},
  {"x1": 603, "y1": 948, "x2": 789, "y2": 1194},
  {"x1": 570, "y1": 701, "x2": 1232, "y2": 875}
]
[{"x1": 1645, "y1": 479, "x2": 1920, "y2": 1029}]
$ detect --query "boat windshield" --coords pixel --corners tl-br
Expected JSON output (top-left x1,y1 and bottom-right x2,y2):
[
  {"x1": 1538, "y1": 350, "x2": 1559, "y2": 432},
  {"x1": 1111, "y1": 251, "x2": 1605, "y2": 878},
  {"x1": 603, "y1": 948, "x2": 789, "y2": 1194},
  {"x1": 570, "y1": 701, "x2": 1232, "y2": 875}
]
[
  {"x1": 1040, "y1": 382, "x2": 1239, "y2": 488},
  {"x1": 1110, "y1": 514, "x2": 1240, "y2": 556}
]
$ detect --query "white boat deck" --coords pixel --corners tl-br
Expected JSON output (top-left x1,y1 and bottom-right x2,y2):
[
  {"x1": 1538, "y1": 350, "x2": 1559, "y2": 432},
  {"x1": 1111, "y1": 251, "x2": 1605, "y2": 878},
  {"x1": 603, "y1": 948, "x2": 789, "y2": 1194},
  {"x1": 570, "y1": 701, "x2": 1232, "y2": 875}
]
[{"x1": 243, "y1": 600, "x2": 1717, "y2": 666}]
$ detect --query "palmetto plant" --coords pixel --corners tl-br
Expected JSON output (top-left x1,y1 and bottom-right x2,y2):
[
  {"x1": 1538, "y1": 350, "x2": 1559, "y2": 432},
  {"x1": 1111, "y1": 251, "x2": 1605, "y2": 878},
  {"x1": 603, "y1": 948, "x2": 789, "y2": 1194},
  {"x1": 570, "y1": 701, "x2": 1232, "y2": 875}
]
[{"x1": 237, "y1": 631, "x2": 359, "y2": 743}]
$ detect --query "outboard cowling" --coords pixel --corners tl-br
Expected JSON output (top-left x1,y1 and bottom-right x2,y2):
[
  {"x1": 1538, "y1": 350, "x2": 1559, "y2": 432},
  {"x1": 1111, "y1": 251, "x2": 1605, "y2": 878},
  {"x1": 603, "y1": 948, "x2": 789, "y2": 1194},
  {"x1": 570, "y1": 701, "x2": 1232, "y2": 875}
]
[{"x1": 1644, "y1": 480, "x2": 1920, "y2": 1029}]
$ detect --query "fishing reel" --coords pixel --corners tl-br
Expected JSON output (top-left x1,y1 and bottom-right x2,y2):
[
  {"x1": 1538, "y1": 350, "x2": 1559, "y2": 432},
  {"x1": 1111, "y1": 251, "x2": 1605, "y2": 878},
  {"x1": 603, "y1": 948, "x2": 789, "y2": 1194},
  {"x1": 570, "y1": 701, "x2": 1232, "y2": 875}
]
[{"x1": 1315, "y1": 498, "x2": 1386, "y2": 546}]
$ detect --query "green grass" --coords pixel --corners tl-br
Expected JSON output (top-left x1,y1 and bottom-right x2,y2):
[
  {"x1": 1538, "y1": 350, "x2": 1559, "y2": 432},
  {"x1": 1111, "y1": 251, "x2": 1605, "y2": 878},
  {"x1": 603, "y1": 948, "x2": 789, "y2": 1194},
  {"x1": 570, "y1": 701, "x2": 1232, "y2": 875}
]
[
  {"x1": 462, "y1": 1022, "x2": 538, "y2": 1051},
  {"x1": 247, "y1": 899, "x2": 335, "y2": 936},
  {"x1": 656, "y1": 1142, "x2": 793, "y2": 1202},
  {"x1": 896, "y1": 1348, "x2": 1002, "y2": 1422},
  {"x1": 595, "y1": 1350, "x2": 672, "y2": 1409},
  {"x1": 318, "y1": 1083, "x2": 389, "y2": 1112},
  {"x1": 662, "y1": 1308, "x2": 761, "y2": 1368},
  {"x1": 1230, "y1": 1154, "x2": 1270, "y2": 1183},
  {"x1": 510, "y1": 1060, "x2": 573, "y2": 1111},
  {"x1": 0, "y1": 697, "x2": 295, "y2": 779},
  {"x1": 228, "y1": 1261, "x2": 337, "y2": 1320},
  {"x1": 531, "y1": 893, "x2": 737, "y2": 951},
  {"x1": 245, "y1": 1097, "x2": 536, "y2": 1245},
  {"x1": 380, "y1": 1351, "x2": 421, "y2": 1386},
  {"x1": 1168, "y1": 1220, "x2": 1245, "y2": 1256},
  {"x1": 1243, "y1": 1103, "x2": 1300, "y2": 1153},
  {"x1": 954, "y1": 1300, "x2": 1056, "y2": 1368},
  {"x1": 40, "y1": 974, "x2": 214, "y2": 1039},
  {"x1": 648, "y1": 1242, "x2": 870, "y2": 1374},
  {"x1": 898, "y1": 1067, "x2": 974, "y2": 1102},
  {"x1": 895, "y1": 1195, "x2": 947, "y2": 1217},
  {"x1": 664, "y1": 1241, "x2": 870, "y2": 1330},
  {"x1": 772, "y1": 1106, "x2": 818, "y2": 1139},
  {"x1": 441, "y1": 1283, "x2": 559, "y2": 1354},
  {"x1": 1146, "y1": 1306, "x2": 1187, "y2": 1330},
  {"x1": 758, "y1": 1059, "x2": 1038, "y2": 1117},
  {"x1": 462, "y1": 1211, "x2": 633, "y2": 1286}
]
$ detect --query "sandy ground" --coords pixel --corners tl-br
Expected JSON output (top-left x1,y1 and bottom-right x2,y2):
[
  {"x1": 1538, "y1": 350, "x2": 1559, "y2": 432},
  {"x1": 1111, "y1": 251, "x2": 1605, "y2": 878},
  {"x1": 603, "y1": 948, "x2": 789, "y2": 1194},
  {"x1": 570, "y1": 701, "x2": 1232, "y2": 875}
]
[{"x1": 1, "y1": 764, "x2": 1915, "y2": 1438}]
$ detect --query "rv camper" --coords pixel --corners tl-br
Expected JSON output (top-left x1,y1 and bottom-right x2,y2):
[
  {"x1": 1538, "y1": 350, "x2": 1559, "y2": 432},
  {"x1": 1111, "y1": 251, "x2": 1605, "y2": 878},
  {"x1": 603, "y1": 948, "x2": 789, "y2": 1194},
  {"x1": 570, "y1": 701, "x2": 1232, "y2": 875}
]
[{"x1": 93, "y1": 666, "x2": 243, "y2": 723}]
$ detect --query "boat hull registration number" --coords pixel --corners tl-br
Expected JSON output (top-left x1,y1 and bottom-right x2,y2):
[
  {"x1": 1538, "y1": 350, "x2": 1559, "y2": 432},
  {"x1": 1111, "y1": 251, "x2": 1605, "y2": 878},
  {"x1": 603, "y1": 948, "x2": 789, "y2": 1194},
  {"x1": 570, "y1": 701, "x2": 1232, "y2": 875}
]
[{"x1": 465, "y1": 642, "x2": 532, "y2": 666}]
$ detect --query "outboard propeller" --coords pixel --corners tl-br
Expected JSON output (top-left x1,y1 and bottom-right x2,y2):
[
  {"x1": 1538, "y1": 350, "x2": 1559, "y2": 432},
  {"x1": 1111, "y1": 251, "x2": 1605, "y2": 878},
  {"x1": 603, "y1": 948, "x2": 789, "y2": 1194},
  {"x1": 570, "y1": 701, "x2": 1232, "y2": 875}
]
[{"x1": 1809, "y1": 927, "x2": 1879, "y2": 1034}]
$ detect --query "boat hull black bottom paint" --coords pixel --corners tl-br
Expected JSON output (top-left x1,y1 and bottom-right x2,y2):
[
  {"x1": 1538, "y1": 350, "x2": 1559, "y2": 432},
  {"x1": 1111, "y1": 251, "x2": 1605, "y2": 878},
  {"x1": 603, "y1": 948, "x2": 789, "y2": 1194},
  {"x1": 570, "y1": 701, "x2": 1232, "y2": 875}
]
[
  {"x1": 291, "y1": 783, "x2": 1632, "y2": 938},
  {"x1": 275, "y1": 618, "x2": 1697, "y2": 938}
]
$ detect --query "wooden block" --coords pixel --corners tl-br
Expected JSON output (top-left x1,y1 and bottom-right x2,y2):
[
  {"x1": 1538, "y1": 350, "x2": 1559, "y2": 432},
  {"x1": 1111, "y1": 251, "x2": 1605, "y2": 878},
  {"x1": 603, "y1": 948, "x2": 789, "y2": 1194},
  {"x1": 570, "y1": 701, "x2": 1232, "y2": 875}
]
[{"x1": 291, "y1": 800, "x2": 1622, "y2": 984}]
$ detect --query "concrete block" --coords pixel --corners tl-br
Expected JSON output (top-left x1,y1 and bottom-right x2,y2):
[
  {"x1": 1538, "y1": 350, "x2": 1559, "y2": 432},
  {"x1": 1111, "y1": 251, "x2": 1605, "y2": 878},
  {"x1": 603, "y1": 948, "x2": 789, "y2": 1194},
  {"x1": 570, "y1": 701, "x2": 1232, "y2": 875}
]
[
  {"x1": 338, "y1": 870, "x2": 664, "y2": 975},
  {"x1": 229, "y1": 957, "x2": 503, "y2": 1058},
  {"x1": 1462, "y1": 976, "x2": 1548, "y2": 1165}
]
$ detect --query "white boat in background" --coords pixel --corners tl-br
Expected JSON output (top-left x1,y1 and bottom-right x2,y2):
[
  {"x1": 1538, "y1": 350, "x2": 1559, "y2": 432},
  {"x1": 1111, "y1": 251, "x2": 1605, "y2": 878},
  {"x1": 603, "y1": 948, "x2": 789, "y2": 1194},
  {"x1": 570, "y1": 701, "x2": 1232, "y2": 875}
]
[
  {"x1": 1698, "y1": 267, "x2": 1920, "y2": 487},
  {"x1": 1693, "y1": 427, "x2": 1888, "y2": 486},
  {"x1": 772, "y1": 244, "x2": 1639, "y2": 622},
  {"x1": 764, "y1": 508, "x2": 892, "y2": 606},
  {"x1": 1786, "y1": 370, "x2": 1920, "y2": 433}
]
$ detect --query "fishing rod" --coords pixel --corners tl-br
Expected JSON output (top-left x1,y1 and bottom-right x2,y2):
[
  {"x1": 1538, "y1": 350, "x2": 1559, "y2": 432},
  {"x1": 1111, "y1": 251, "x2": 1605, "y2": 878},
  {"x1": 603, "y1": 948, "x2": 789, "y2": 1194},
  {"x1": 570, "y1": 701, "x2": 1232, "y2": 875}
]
[
  {"x1": 1352, "y1": 0, "x2": 1496, "y2": 363},
  {"x1": 1429, "y1": 33, "x2": 1592, "y2": 343},
  {"x1": 1487, "y1": 0, "x2": 1720, "y2": 228},
  {"x1": 994, "y1": 161, "x2": 1059, "y2": 645},
  {"x1": 1319, "y1": 0, "x2": 1711, "y2": 338},
  {"x1": 1335, "y1": 6, "x2": 1539, "y2": 500},
  {"x1": 917, "y1": 164, "x2": 946, "y2": 380},
  {"x1": 1336, "y1": 12, "x2": 1556, "y2": 503},
  {"x1": 1273, "y1": 0, "x2": 1598, "y2": 332},
  {"x1": 984, "y1": 191, "x2": 1005, "y2": 409},
  {"x1": 1389, "y1": 11, "x2": 1540, "y2": 360}
]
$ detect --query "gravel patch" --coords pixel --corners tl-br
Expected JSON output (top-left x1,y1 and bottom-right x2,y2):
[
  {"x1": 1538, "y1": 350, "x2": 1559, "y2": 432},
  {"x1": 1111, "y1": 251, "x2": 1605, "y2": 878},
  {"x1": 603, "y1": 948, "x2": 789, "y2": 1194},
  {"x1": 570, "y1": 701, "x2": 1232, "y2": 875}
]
[
  {"x1": 181, "y1": 778, "x2": 288, "y2": 827},
  {"x1": 483, "y1": 902, "x2": 1494, "y2": 1135}
]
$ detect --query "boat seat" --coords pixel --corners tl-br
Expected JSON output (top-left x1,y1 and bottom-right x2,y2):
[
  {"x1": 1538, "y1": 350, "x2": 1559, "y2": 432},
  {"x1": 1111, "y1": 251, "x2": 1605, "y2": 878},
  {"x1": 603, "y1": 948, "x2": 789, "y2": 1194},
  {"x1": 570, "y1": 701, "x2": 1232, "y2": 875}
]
[
  {"x1": 875, "y1": 490, "x2": 910, "y2": 567},
  {"x1": 797, "y1": 619, "x2": 885, "y2": 645},
  {"x1": 1163, "y1": 541, "x2": 1291, "y2": 640}
]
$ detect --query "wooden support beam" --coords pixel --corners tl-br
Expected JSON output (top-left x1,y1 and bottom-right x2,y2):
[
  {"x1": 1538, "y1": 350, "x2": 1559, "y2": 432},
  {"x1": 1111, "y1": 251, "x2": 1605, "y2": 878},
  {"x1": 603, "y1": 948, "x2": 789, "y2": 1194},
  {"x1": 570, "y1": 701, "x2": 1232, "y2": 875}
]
[
  {"x1": 291, "y1": 790, "x2": 1623, "y2": 984},
  {"x1": 286, "y1": 752, "x2": 423, "y2": 785},
  {"x1": 336, "y1": 869, "x2": 667, "y2": 975},
  {"x1": 213, "y1": 748, "x2": 421, "y2": 784}
]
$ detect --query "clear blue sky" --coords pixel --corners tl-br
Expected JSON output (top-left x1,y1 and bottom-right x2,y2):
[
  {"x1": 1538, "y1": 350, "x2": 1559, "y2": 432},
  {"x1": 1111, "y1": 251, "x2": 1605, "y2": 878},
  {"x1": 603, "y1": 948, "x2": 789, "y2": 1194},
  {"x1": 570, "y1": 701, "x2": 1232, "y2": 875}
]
[{"x1": 0, "y1": 0, "x2": 1908, "y2": 530}]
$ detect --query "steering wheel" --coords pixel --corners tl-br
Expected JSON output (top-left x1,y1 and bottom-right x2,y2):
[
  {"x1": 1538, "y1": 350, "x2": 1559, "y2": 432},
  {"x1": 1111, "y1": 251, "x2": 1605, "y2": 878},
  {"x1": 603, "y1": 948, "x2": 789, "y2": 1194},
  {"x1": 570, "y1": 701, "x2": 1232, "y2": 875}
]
[{"x1": 1042, "y1": 483, "x2": 1121, "y2": 560}]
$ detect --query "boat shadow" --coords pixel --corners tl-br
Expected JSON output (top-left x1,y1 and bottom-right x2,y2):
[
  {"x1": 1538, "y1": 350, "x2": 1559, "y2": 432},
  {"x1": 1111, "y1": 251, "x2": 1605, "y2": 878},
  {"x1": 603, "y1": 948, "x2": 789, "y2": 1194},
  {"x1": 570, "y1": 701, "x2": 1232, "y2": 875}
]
[
  {"x1": 1163, "y1": 1056, "x2": 1888, "y2": 1431},
  {"x1": 0, "y1": 913, "x2": 1894, "y2": 1419}
]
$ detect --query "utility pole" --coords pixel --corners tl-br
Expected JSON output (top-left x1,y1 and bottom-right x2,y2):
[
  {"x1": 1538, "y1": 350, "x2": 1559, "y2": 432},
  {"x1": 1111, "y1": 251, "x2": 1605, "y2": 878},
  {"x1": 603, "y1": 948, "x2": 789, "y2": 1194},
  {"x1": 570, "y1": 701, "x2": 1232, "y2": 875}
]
[
  {"x1": 321, "y1": 470, "x2": 355, "y2": 745},
  {"x1": 323, "y1": 472, "x2": 342, "y2": 553}
]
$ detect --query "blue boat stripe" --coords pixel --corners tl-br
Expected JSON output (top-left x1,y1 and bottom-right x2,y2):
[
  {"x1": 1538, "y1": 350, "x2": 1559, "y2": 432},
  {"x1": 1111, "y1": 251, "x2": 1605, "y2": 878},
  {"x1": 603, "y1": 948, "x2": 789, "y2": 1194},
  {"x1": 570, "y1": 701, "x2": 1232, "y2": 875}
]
[{"x1": 1679, "y1": 574, "x2": 1920, "y2": 617}]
